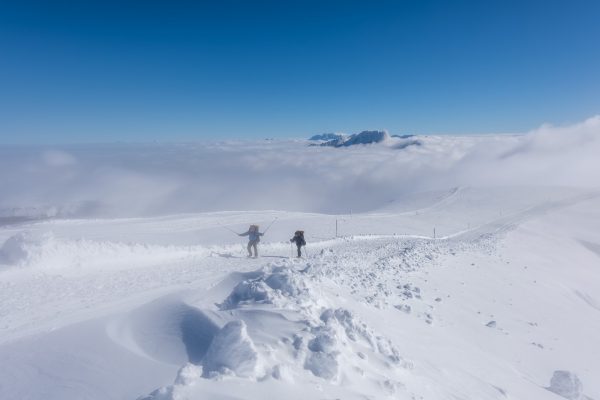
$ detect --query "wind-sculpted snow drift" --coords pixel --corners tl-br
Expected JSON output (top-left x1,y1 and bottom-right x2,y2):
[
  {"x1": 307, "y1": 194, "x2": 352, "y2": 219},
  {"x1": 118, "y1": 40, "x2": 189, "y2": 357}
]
[
  {"x1": 0, "y1": 186, "x2": 599, "y2": 399},
  {"x1": 1, "y1": 117, "x2": 600, "y2": 400},
  {"x1": 0, "y1": 231, "x2": 212, "y2": 271},
  {"x1": 140, "y1": 263, "x2": 412, "y2": 400}
]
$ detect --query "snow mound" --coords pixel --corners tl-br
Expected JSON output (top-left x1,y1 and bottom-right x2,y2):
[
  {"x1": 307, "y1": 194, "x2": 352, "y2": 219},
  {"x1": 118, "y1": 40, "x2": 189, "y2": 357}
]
[
  {"x1": 108, "y1": 299, "x2": 222, "y2": 365},
  {"x1": 219, "y1": 266, "x2": 309, "y2": 310},
  {"x1": 220, "y1": 265, "x2": 407, "y2": 381},
  {"x1": 546, "y1": 370, "x2": 584, "y2": 400},
  {"x1": 0, "y1": 232, "x2": 75, "y2": 268},
  {"x1": 302, "y1": 307, "x2": 406, "y2": 380},
  {"x1": 202, "y1": 320, "x2": 261, "y2": 378},
  {"x1": 0, "y1": 233, "x2": 32, "y2": 266},
  {"x1": 304, "y1": 334, "x2": 339, "y2": 380},
  {"x1": 0, "y1": 232, "x2": 209, "y2": 271},
  {"x1": 138, "y1": 363, "x2": 203, "y2": 400},
  {"x1": 320, "y1": 308, "x2": 402, "y2": 364},
  {"x1": 141, "y1": 262, "x2": 410, "y2": 398},
  {"x1": 174, "y1": 363, "x2": 203, "y2": 386},
  {"x1": 219, "y1": 279, "x2": 272, "y2": 309}
]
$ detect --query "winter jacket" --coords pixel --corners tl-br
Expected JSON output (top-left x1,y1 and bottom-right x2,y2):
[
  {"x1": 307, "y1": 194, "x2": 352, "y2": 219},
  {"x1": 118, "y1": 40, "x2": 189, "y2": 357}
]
[
  {"x1": 240, "y1": 230, "x2": 263, "y2": 242},
  {"x1": 290, "y1": 234, "x2": 306, "y2": 247}
]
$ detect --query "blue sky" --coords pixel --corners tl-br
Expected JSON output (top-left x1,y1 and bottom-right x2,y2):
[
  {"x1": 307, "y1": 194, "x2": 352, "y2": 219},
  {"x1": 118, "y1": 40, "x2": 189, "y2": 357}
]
[{"x1": 1, "y1": 0, "x2": 599, "y2": 143}]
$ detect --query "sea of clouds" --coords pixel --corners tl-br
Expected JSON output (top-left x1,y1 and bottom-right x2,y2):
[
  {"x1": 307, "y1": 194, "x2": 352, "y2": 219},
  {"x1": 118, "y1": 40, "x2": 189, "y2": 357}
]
[{"x1": 1, "y1": 116, "x2": 599, "y2": 218}]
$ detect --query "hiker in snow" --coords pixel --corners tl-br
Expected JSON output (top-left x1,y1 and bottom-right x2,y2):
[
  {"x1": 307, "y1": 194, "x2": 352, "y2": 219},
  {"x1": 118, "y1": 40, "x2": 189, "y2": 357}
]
[
  {"x1": 239, "y1": 225, "x2": 263, "y2": 258},
  {"x1": 290, "y1": 230, "x2": 306, "y2": 258}
]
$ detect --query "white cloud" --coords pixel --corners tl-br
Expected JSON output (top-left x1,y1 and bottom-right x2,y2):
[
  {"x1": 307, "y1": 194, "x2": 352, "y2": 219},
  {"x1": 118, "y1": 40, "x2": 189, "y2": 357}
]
[
  {"x1": 0, "y1": 116, "x2": 598, "y2": 217},
  {"x1": 41, "y1": 150, "x2": 77, "y2": 167}
]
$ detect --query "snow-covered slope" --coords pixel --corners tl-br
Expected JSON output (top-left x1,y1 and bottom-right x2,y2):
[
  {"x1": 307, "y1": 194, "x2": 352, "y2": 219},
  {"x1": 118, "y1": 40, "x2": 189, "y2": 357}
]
[
  {"x1": 0, "y1": 186, "x2": 599, "y2": 400},
  {"x1": 1, "y1": 117, "x2": 599, "y2": 399}
]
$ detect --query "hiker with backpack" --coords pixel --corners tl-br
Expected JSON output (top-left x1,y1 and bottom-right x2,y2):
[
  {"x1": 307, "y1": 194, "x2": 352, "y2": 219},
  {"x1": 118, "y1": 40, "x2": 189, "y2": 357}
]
[
  {"x1": 290, "y1": 230, "x2": 306, "y2": 258},
  {"x1": 239, "y1": 225, "x2": 264, "y2": 258}
]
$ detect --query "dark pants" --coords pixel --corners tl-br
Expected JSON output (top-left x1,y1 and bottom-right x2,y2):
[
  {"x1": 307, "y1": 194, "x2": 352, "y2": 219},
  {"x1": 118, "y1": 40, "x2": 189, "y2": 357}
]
[
  {"x1": 297, "y1": 245, "x2": 302, "y2": 257},
  {"x1": 247, "y1": 240, "x2": 258, "y2": 257}
]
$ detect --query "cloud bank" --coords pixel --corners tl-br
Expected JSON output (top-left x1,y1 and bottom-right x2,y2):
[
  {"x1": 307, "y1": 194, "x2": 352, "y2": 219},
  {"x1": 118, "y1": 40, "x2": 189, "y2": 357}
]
[{"x1": 0, "y1": 116, "x2": 598, "y2": 218}]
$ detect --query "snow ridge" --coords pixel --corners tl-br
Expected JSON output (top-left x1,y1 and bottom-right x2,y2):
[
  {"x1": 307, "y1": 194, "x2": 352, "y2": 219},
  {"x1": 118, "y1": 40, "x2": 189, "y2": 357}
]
[{"x1": 141, "y1": 258, "x2": 414, "y2": 399}]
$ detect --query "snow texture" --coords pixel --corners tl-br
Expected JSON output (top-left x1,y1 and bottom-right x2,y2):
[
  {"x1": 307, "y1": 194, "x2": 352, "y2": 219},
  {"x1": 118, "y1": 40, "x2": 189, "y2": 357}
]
[
  {"x1": 202, "y1": 320, "x2": 261, "y2": 378},
  {"x1": 1, "y1": 117, "x2": 600, "y2": 400},
  {"x1": 546, "y1": 371, "x2": 584, "y2": 400}
]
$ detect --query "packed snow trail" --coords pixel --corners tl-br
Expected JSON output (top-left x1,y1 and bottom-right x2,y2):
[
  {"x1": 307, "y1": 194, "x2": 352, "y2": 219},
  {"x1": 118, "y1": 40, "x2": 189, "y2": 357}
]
[
  {"x1": 0, "y1": 187, "x2": 599, "y2": 399},
  {"x1": 139, "y1": 191, "x2": 600, "y2": 400}
]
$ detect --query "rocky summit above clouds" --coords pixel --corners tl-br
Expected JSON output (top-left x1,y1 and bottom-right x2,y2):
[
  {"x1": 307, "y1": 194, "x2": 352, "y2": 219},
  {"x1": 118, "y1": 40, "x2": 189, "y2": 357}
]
[
  {"x1": 314, "y1": 130, "x2": 390, "y2": 147},
  {"x1": 308, "y1": 133, "x2": 346, "y2": 141},
  {"x1": 311, "y1": 130, "x2": 424, "y2": 150}
]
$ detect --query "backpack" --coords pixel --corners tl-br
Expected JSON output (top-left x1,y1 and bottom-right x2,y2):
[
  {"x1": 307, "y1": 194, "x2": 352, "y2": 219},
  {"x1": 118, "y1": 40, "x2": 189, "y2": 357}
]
[{"x1": 295, "y1": 231, "x2": 306, "y2": 246}]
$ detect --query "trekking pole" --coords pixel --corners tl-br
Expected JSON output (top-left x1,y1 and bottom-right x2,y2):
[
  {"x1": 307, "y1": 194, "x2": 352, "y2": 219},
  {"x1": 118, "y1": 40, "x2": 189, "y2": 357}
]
[
  {"x1": 218, "y1": 223, "x2": 245, "y2": 256},
  {"x1": 304, "y1": 245, "x2": 309, "y2": 257},
  {"x1": 218, "y1": 223, "x2": 240, "y2": 235},
  {"x1": 263, "y1": 217, "x2": 278, "y2": 234}
]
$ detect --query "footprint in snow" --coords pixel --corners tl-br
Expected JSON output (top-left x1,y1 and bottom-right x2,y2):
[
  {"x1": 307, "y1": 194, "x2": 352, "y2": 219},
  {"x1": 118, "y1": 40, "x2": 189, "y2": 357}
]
[{"x1": 486, "y1": 320, "x2": 497, "y2": 328}]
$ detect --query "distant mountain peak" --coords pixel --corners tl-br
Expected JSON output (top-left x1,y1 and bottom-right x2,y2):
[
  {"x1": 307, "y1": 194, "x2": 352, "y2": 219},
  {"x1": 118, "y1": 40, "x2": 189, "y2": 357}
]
[
  {"x1": 318, "y1": 130, "x2": 390, "y2": 147},
  {"x1": 308, "y1": 133, "x2": 346, "y2": 141}
]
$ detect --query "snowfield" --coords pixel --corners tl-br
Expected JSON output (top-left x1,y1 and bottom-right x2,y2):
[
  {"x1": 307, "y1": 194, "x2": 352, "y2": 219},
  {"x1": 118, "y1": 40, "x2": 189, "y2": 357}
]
[
  {"x1": 1, "y1": 121, "x2": 600, "y2": 400},
  {"x1": 1, "y1": 187, "x2": 599, "y2": 400}
]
